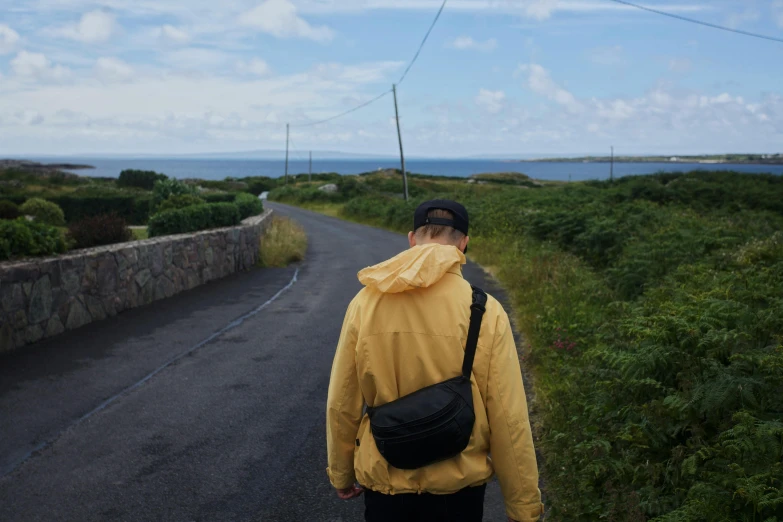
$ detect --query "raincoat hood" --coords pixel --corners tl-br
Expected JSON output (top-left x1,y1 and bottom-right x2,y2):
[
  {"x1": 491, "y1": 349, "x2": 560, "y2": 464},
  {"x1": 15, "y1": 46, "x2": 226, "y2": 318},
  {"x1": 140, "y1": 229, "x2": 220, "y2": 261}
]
[{"x1": 357, "y1": 243, "x2": 466, "y2": 294}]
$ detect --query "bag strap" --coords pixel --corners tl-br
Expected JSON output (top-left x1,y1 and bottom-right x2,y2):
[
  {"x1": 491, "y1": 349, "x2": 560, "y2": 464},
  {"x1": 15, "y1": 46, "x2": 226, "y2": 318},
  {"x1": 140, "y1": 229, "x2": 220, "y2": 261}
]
[{"x1": 462, "y1": 285, "x2": 487, "y2": 378}]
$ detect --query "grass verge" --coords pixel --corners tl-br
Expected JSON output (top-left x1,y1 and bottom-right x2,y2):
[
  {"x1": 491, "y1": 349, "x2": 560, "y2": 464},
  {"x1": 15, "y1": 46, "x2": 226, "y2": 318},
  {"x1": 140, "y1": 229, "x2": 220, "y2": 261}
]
[{"x1": 259, "y1": 216, "x2": 307, "y2": 267}]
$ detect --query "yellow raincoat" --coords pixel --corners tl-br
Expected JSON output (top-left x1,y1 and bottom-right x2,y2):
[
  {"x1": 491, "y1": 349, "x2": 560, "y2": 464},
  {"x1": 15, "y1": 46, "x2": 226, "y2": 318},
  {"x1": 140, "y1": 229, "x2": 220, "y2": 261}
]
[{"x1": 326, "y1": 243, "x2": 543, "y2": 521}]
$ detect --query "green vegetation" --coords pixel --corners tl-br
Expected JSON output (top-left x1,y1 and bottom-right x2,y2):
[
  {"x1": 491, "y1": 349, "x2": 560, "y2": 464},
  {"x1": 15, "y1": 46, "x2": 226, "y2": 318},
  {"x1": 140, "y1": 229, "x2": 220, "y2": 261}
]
[
  {"x1": 117, "y1": 169, "x2": 167, "y2": 190},
  {"x1": 19, "y1": 198, "x2": 66, "y2": 226},
  {"x1": 67, "y1": 214, "x2": 132, "y2": 249},
  {"x1": 0, "y1": 218, "x2": 67, "y2": 261},
  {"x1": 532, "y1": 153, "x2": 783, "y2": 164},
  {"x1": 259, "y1": 216, "x2": 307, "y2": 267},
  {"x1": 0, "y1": 200, "x2": 20, "y2": 219},
  {"x1": 157, "y1": 193, "x2": 206, "y2": 212},
  {"x1": 234, "y1": 192, "x2": 264, "y2": 219},
  {"x1": 147, "y1": 202, "x2": 242, "y2": 237},
  {"x1": 271, "y1": 170, "x2": 783, "y2": 521}
]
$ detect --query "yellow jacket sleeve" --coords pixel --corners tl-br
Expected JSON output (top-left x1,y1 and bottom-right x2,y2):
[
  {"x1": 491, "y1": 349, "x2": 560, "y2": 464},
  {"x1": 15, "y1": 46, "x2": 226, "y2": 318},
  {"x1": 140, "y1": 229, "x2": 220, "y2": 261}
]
[
  {"x1": 486, "y1": 310, "x2": 543, "y2": 522},
  {"x1": 326, "y1": 299, "x2": 364, "y2": 489}
]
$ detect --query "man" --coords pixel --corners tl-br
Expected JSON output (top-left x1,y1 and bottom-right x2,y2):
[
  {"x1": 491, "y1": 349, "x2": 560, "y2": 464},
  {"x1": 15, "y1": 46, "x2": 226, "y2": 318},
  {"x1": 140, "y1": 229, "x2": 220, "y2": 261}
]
[{"x1": 326, "y1": 199, "x2": 542, "y2": 522}]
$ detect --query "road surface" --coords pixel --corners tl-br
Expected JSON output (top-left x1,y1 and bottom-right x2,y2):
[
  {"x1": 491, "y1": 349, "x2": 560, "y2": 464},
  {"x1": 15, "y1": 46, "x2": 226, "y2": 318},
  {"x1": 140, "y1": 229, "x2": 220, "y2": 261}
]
[{"x1": 0, "y1": 202, "x2": 524, "y2": 521}]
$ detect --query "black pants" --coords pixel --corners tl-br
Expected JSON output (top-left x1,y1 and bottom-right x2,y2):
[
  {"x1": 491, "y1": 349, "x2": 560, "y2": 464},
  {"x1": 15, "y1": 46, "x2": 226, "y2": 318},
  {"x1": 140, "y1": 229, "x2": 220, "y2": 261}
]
[{"x1": 364, "y1": 484, "x2": 486, "y2": 522}]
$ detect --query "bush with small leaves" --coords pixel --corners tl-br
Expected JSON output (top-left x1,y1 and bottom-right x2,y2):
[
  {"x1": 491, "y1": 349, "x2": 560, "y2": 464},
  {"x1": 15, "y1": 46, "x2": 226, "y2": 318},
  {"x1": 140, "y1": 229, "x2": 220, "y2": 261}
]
[
  {"x1": 67, "y1": 213, "x2": 132, "y2": 249},
  {"x1": 0, "y1": 218, "x2": 67, "y2": 261},
  {"x1": 157, "y1": 194, "x2": 206, "y2": 213},
  {"x1": 234, "y1": 192, "x2": 264, "y2": 219},
  {"x1": 0, "y1": 200, "x2": 20, "y2": 220},
  {"x1": 147, "y1": 203, "x2": 241, "y2": 237},
  {"x1": 19, "y1": 198, "x2": 66, "y2": 226}
]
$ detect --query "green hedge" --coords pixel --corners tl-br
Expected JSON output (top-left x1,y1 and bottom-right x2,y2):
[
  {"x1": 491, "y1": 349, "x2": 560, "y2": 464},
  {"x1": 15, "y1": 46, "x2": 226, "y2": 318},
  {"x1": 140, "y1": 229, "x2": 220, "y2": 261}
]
[
  {"x1": 203, "y1": 193, "x2": 237, "y2": 204},
  {"x1": 1, "y1": 195, "x2": 151, "y2": 225},
  {"x1": 53, "y1": 195, "x2": 153, "y2": 225},
  {"x1": 147, "y1": 202, "x2": 241, "y2": 237},
  {"x1": 235, "y1": 193, "x2": 264, "y2": 219},
  {"x1": 117, "y1": 169, "x2": 167, "y2": 190},
  {"x1": 19, "y1": 198, "x2": 65, "y2": 226},
  {"x1": 0, "y1": 218, "x2": 67, "y2": 261}
]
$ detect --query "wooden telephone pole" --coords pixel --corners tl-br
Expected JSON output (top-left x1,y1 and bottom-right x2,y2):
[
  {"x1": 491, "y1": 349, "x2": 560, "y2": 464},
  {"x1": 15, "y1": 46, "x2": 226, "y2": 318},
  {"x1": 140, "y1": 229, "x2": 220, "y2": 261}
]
[
  {"x1": 285, "y1": 123, "x2": 290, "y2": 184},
  {"x1": 392, "y1": 84, "x2": 409, "y2": 201},
  {"x1": 309, "y1": 151, "x2": 312, "y2": 182}
]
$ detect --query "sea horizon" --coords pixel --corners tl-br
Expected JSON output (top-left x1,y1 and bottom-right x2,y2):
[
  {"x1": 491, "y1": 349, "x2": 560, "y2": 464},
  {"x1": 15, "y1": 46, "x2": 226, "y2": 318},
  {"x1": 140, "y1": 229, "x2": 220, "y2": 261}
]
[{"x1": 21, "y1": 156, "x2": 783, "y2": 182}]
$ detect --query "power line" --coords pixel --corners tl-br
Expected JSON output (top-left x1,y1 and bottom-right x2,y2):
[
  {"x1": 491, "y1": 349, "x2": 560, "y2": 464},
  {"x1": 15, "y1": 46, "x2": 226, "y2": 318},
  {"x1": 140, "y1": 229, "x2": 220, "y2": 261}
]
[
  {"x1": 291, "y1": 89, "x2": 392, "y2": 128},
  {"x1": 607, "y1": 0, "x2": 783, "y2": 44},
  {"x1": 291, "y1": 0, "x2": 448, "y2": 128},
  {"x1": 398, "y1": 0, "x2": 448, "y2": 85}
]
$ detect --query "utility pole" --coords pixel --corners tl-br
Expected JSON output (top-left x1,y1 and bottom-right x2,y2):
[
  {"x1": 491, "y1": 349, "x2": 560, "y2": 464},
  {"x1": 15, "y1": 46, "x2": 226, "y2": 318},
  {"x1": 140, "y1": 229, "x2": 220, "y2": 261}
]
[
  {"x1": 392, "y1": 84, "x2": 409, "y2": 202},
  {"x1": 285, "y1": 123, "x2": 290, "y2": 184},
  {"x1": 309, "y1": 151, "x2": 312, "y2": 182},
  {"x1": 610, "y1": 145, "x2": 614, "y2": 182}
]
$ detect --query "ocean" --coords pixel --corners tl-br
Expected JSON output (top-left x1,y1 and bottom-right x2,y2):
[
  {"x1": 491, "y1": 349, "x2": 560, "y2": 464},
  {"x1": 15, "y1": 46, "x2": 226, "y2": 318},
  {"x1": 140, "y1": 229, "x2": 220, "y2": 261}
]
[{"x1": 30, "y1": 157, "x2": 783, "y2": 182}]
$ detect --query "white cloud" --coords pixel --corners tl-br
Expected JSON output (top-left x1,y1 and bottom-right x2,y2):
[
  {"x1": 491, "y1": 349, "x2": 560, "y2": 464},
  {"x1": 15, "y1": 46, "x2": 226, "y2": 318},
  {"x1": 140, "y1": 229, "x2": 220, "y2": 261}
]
[
  {"x1": 449, "y1": 36, "x2": 497, "y2": 51},
  {"x1": 51, "y1": 10, "x2": 117, "y2": 43},
  {"x1": 315, "y1": 0, "x2": 710, "y2": 18},
  {"x1": 161, "y1": 48, "x2": 232, "y2": 71},
  {"x1": 725, "y1": 7, "x2": 759, "y2": 29},
  {"x1": 0, "y1": 24, "x2": 20, "y2": 55},
  {"x1": 11, "y1": 51, "x2": 71, "y2": 80},
  {"x1": 94, "y1": 57, "x2": 134, "y2": 82},
  {"x1": 669, "y1": 57, "x2": 692, "y2": 73},
  {"x1": 587, "y1": 45, "x2": 625, "y2": 66},
  {"x1": 237, "y1": 58, "x2": 271, "y2": 76},
  {"x1": 240, "y1": 0, "x2": 334, "y2": 42},
  {"x1": 519, "y1": 63, "x2": 581, "y2": 113},
  {"x1": 475, "y1": 89, "x2": 505, "y2": 113},
  {"x1": 154, "y1": 25, "x2": 190, "y2": 45},
  {"x1": 773, "y1": 1, "x2": 783, "y2": 28},
  {"x1": 306, "y1": 61, "x2": 403, "y2": 83}
]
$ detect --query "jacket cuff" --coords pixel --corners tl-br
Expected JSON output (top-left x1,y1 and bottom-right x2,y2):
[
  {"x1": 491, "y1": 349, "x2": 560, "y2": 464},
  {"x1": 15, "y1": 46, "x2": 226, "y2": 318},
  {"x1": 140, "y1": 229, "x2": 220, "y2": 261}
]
[
  {"x1": 507, "y1": 502, "x2": 544, "y2": 522},
  {"x1": 326, "y1": 467, "x2": 356, "y2": 490}
]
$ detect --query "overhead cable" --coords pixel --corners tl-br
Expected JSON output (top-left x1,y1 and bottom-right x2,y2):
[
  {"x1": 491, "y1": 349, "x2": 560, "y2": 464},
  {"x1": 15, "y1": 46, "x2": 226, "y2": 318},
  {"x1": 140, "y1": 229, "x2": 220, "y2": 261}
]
[
  {"x1": 398, "y1": 0, "x2": 449, "y2": 85},
  {"x1": 292, "y1": 0, "x2": 448, "y2": 127},
  {"x1": 608, "y1": 0, "x2": 783, "y2": 44}
]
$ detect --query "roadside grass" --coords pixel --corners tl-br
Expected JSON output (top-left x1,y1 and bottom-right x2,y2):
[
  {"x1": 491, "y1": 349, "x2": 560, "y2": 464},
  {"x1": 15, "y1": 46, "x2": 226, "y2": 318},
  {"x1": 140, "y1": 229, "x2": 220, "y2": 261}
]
[
  {"x1": 131, "y1": 227, "x2": 149, "y2": 240},
  {"x1": 259, "y1": 216, "x2": 307, "y2": 267},
  {"x1": 269, "y1": 171, "x2": 783, "y2": 521}
]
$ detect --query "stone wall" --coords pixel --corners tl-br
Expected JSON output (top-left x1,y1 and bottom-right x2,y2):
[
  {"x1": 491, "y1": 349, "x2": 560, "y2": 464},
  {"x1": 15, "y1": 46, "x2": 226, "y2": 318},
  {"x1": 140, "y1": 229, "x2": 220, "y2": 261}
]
[{"x1": 0, "y1": 210, "x2": 274, "y2": 354}]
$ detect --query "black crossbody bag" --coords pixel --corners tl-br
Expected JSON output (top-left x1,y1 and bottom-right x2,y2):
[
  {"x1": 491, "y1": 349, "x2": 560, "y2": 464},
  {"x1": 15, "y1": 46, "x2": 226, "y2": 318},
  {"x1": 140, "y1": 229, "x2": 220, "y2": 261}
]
[{"x1": 366, "y1": 285, "x2": 487, "y2": 470}]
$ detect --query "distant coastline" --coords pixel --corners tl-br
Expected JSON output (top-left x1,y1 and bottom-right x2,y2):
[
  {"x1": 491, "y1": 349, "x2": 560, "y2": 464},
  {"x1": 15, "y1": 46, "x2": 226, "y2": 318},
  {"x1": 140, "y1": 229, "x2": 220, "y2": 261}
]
[{"x1": 516, "y1": 154, "x2": 783, "y2": 165}]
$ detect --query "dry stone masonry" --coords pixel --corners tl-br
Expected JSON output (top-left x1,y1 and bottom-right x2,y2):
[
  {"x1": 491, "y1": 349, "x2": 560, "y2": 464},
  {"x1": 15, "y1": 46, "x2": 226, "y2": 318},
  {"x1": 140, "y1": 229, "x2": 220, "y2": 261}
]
[{"x1": 0, "y1": 210, "x2": 273, "y2": 353}]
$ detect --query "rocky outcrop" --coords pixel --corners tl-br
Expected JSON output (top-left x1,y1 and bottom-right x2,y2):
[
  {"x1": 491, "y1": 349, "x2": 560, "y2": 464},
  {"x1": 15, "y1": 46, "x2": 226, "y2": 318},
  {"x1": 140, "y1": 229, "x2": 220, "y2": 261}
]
[{"x1": 0, "y1": 210, "x2": 273, "y2": 354}]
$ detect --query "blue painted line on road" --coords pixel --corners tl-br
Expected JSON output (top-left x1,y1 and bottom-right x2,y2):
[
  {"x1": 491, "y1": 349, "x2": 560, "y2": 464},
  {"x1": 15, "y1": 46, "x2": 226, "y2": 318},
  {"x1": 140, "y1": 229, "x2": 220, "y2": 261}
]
[{"x1": 2, "y1": 268, "x2": 300, "y2": 478}]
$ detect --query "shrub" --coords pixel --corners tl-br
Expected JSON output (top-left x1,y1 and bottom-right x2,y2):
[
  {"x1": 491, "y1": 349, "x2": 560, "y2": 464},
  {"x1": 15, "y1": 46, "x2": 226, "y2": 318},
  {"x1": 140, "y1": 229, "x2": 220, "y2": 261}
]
[
  {"x1": 51, "y1": 195, "x2": 152, "y2": 225},
  {"x1": 235, "y1": 193, "x2": 264, "y2": 219},
  {"x1": 19, "y1": 198, "x2": 65, "y2": 226},
  {"x1": 0, "y1": 218, "x2": 67, "y2": 261},
  {"x1": 152, "y1": 178, "x2": 197, "y2": 210},
  {"x1": 157, "y1": 194, "x2": 206, "y2": 213},
  {"x1": 209, "y1": 202, "x2": 242, "y2": 227},
  {"x1": 247, "y1": 177, "x2": 276, "y2": 196},
  {"x1": 0, "y1": 200, "x2": 20, "y2": 220},
  {"x1": 147, "y1": 203, "x2": 241, "y2": 237},
  {"x1": 203, "y1": 193, "x2": 236, "y2": 204},
  {"x1": 117, "y1": 169, "x2": 167, "y2": 190},
  {"x1": 66, "y1": 214, "x2": 132, "y2": 249}
]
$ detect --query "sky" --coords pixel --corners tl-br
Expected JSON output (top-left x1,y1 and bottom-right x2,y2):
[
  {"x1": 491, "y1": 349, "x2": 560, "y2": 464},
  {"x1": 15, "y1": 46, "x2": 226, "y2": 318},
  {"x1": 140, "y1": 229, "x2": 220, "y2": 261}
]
[{"x1": 0, "y1": 0, "x2": 782, "y2": 157}]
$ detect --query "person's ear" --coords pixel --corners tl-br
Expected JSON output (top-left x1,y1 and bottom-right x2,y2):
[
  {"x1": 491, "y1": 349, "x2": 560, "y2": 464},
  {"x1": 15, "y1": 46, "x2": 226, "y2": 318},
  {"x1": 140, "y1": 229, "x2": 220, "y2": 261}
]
[
  {"x1": 408, "y1": 231, "x2": 416, "y2": 248},
  {"x1": 460, "y1": 235, "x2": 470, "y2": 254}
]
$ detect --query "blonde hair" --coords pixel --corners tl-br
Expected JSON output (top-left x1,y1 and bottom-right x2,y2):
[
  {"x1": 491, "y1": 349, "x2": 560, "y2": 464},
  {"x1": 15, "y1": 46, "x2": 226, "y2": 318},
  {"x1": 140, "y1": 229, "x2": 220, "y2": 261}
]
[{"x1": 414, "y1": 209, "x2": 466, "y2": 244}]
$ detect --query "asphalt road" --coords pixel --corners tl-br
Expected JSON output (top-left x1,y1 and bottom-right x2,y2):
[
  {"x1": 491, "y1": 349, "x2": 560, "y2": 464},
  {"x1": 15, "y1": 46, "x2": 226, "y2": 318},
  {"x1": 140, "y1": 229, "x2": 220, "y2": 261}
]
[{"x1": 0, "y1": 202, "x2": 521, "y2": 521}]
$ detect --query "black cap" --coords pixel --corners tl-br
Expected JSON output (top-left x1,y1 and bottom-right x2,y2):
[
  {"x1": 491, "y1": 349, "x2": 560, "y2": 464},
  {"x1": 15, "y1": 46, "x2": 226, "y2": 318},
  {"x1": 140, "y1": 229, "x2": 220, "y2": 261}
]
[{"x1": 414, "y1": 199, "x2": 469, "y2": 236}]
